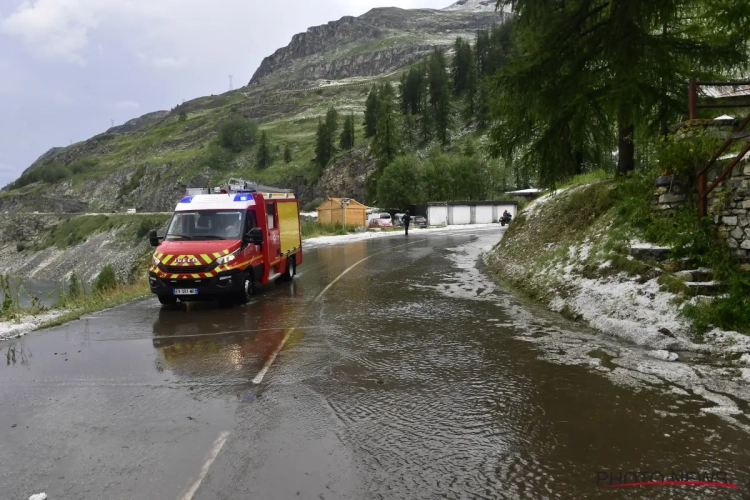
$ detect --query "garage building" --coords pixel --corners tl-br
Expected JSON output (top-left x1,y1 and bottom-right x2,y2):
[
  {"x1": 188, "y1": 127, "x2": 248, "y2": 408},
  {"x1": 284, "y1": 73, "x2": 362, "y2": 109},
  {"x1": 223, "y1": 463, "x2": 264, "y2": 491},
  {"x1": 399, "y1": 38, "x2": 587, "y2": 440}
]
[{"x1": 412, "y1": 201, "x2": 519, "y2": 226}]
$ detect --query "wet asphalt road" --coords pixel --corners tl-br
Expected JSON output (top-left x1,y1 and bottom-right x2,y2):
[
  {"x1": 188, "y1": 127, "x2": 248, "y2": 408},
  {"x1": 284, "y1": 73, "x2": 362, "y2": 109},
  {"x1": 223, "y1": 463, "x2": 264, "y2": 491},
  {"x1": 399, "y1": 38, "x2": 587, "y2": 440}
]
[{"x1": 2, "y1": 227, "x2": 750, "y2": 500}]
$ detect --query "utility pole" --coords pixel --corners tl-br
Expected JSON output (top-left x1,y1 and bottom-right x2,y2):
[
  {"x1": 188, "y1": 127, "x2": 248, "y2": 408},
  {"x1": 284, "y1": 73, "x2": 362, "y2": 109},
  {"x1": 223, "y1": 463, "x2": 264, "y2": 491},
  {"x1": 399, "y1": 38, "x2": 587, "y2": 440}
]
[
  {"x1": 229, "y1": 75, "x2": 234, "y2": 91},
  {"x1": 111, "y1": 119, "x2": 114, "y2": 127},
  {"x1": 341, "y1": 198, "x2": 350, "y2": 229}
]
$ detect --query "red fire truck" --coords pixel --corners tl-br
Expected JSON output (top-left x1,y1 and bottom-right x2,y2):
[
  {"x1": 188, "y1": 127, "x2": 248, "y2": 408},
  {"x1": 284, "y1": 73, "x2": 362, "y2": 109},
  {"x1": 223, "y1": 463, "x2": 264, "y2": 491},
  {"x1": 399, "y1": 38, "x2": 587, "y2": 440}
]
[{"x1": 148, "y1": 182, "x2": 302, "y2": 305}]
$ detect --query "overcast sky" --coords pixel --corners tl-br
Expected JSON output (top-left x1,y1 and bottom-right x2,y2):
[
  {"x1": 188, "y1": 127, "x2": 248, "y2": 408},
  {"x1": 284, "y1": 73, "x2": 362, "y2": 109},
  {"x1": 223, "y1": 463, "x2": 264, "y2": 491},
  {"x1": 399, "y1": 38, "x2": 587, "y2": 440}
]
[{"x1": 0, "y1": 0, "x2": 452, "y2": 186}]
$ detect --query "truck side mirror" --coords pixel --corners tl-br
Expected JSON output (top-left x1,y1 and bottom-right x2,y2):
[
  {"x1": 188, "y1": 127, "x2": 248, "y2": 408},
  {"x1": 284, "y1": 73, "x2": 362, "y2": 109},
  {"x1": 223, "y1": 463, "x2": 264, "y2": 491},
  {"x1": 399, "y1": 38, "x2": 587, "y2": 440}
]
[
  {"x1": 246, "y1": 227, "x2": 263, "y2": 245},
  {"x1": 148, "y1": 230, "x2": 160, "y2": 247}
]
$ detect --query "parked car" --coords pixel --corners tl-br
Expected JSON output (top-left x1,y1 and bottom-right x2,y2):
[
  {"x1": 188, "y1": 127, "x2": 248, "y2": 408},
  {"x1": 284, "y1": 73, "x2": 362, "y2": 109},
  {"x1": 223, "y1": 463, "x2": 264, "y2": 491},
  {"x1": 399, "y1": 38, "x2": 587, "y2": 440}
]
[
  {"x1": 369, "y1": 218, "x2": 393, "y2": 228},
  {"x1": 393, "y1": 213, "x2": 406, "y2": 226},
  {"x1": 367, "y1": 212, "x2": 392, "y2": 226},
  {"x1": 412, "y1": 216, "x2": 428, "y2": 228}
]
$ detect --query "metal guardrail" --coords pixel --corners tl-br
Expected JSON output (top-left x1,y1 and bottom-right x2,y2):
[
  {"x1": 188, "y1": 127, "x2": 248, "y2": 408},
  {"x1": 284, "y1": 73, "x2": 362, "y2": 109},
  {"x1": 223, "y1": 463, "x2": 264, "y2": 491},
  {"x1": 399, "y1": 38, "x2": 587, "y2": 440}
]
[{"x1": 688, "y1": 78, "x2": 750, "y2": 217}]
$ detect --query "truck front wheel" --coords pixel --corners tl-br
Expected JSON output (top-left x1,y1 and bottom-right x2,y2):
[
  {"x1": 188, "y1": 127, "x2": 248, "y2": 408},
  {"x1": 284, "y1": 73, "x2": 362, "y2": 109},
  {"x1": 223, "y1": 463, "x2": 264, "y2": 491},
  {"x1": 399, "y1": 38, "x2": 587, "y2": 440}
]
[{"x1": 238, "y1": 272, "x2": 255, "y2": 304}]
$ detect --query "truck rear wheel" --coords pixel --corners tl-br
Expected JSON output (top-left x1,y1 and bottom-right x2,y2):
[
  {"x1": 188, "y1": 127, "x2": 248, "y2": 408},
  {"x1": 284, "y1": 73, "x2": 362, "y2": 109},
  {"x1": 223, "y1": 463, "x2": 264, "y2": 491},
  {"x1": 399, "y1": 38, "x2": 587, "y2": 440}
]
[
  {"x1": 281, "y1": 256, "x2": 296, "y2": 282},
  {"x1": 157, "y1": 294, "x2": 177, "y2": 305}
]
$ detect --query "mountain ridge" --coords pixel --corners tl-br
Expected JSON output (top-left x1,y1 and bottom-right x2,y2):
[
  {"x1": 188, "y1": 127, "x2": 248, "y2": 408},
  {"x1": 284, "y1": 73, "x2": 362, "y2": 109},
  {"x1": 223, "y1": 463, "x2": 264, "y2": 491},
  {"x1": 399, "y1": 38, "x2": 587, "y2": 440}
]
[{"x1": 5, "y1": 3, "x2": 509, "y2": 213}]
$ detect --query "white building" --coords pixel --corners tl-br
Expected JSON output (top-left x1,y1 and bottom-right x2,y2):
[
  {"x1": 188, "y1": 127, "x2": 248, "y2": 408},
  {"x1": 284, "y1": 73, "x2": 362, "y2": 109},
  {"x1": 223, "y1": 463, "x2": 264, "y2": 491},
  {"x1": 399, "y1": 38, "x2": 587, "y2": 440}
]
[{"x1": 414, "y1": 201, "x2": 518, "y2": 226}]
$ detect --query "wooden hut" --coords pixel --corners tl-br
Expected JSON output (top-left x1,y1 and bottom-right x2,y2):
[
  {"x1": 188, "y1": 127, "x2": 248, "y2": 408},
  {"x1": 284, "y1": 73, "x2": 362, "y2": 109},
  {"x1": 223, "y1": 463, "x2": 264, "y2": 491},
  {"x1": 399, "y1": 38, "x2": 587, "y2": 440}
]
[{"x1": 317, "y1": 198, "x2": 367, "y2": 227}]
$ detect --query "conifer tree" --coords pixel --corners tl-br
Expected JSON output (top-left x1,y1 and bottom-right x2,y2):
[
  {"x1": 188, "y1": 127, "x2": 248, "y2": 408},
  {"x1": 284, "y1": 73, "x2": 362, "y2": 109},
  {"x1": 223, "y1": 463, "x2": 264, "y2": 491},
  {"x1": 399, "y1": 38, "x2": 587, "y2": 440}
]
[
  {"x1": 283, "y1": 143, "x2": 293, "y2": 163},
  {"x1": 340, "y1": 113, "x2": 355, "y2": 150},
  {"x1": 315, "y1": 119, "x2": 330, "y2": 169},
  {"x1": 256, "y1": 130, "x2": 271, "y2": 169},
  {"x1": 451, "y1": 37, "x2": 474, "y2": 96},
  {"x1": 490, "y1": 0, "x2": 750, "y2": 184},
  {"x1": 363, "y1": 87, "x2": 379, "y2": 138},
  {"x1": 372, "y1": 82, "x2": 401, "y2": 168},
  {"x1": 428, "y1": 48, "x2": 451, "y2": 145}
]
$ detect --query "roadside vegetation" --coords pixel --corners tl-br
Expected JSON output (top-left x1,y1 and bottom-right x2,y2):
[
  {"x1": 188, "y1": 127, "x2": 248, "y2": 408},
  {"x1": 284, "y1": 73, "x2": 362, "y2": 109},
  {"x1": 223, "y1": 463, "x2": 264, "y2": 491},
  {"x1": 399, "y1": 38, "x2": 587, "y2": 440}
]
[
  {"x1": 493, "y1": 162, "x2": 750, "y2": 335},
  {"x1": 301, "y1": 220, "x2": 355, "y2": 239}
]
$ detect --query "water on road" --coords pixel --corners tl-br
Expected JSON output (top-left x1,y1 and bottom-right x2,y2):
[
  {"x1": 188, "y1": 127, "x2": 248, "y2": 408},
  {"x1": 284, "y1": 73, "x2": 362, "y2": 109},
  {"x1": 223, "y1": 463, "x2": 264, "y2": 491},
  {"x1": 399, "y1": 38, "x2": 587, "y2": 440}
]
[{"x1": 2, "y1": 227, "x2": 749, "y2": 499}]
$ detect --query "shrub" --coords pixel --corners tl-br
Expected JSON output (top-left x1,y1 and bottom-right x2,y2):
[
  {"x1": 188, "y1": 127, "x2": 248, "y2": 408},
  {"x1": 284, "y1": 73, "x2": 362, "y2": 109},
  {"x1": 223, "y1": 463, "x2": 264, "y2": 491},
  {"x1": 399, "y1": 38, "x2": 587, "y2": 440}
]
[
  {"x1": 16, "y1": 242, "x2": 26, "y2": 252},
  {"x1": 179, "y1": 110, "x2": 187, "y2": 122},
  {"x1": 70, "y1": 158, "x2": 99, "y2": 175},
  {"x1": 68, "y1": 272, "x2": 83, "y2": 299},
  {"x1": 303, "y1": 198, "x2": 324, "y2": 212},
  {"x1": 658, "y1": 126, "x2": 723, "y2": 189},
  {"x1": 94, "y1": 265, "x2": 118, "y2": 292},
  {"x1": 218, "y1": 117, "x2": 258, "y2": 152},
  {"x1": 136, "y1": 218, "x2": 155, "y2": 240},
  {"x1": 120, "y1": 165, "x2": 145, "y2": 195},
  {"x1": 12, "y1": 162, "x2": 72, "y2": 188},
  {"x1": 204, "y1": 142, "x2": 233, "y2": 170}
]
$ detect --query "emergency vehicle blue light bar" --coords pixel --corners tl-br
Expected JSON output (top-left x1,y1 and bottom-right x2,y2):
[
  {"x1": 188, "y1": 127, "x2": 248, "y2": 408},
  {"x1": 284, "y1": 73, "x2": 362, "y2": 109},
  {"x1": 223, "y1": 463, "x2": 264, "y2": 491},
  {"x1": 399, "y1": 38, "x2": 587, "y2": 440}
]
[
  {"x1": 234, "y1": 194, "x2": 249, "y2": 202},
  {"x1": 180, "y1": 196, "x2": 193, "y2": 203}
]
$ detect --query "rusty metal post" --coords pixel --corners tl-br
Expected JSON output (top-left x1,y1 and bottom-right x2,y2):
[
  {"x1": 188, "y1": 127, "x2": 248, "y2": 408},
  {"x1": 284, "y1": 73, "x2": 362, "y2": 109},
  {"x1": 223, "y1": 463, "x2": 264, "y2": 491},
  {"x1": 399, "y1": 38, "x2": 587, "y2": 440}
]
[
  {"x1": 698, "y1": 172, "x2": 707, "y2": 218},
  {"x1": 688, "y1": 78, "x2": 698, "y2": 121}
]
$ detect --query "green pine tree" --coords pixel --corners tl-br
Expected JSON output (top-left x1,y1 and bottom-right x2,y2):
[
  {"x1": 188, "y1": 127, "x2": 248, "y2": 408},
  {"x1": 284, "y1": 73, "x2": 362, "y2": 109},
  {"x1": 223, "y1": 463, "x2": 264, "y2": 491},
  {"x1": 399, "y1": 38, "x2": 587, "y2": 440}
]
[
  {"x1": 372, "y1": 82, "x2": 401, "y2": 168},
  {"x1": 340, "y1": 113, "x2": 355, "y2": 150},
  {"x1": 256, "y1": 130, "x2": 271, "y2": 169},
  {"x1": 315, "y1": 119, "x2": 330, "y2": 169},
  {"x1": 428, "y1": 48, "x2": 451, "y2": 145},
  {"x1": 491, "y1": 0, "x2": 750, "y2": 182},
  {"x1": 451, "y1": 37, "x2": 474, "y2": 96},
  {"x1": 284, "y1": 143, "x2": 293, "y2": 163},
  {"x1": 363, "y1": 88, "x2": 379, "y2": 138}
]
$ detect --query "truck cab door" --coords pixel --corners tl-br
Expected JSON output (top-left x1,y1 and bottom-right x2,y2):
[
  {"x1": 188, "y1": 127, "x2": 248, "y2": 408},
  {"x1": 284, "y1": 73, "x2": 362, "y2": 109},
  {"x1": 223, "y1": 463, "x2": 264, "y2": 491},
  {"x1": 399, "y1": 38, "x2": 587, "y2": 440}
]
[{"x1": 242, "y1": 209, "x2": 260, "y2": 256}]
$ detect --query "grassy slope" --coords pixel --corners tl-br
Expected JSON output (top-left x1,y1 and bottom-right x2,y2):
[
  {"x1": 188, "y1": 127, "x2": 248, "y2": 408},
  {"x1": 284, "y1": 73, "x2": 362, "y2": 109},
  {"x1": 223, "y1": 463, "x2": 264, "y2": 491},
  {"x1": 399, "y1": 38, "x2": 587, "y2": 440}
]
[
  {"x1": 488, "y1": 172, "x2": 750, "y2": 336},
  {"x1": 3, "y1": 80, "x2": 385, "y2": 208}
]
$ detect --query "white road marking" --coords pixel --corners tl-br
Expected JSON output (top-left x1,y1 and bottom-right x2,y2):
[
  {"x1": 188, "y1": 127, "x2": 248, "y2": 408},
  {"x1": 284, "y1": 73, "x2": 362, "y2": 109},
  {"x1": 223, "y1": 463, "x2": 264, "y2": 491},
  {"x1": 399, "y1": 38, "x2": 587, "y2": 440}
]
[
  {"x1": 180, "y1": 431, "x2": 230, "y2": 500},
  {"x1": 251, "y1": 238, "x2": 429, "y2": 385}
]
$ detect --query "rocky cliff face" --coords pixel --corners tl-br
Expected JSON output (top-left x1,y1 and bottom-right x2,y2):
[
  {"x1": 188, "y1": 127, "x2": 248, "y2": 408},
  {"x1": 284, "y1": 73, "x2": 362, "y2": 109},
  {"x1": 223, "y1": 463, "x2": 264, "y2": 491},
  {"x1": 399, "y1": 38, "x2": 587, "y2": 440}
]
[
  {"x1": 250, "y1": 7, "x2": 508, "y2": 87},
  {"x1": 251, "y1": 16, "x2": 383, "y2": 84},
  {"x1": 299, "y1": 45, "x2": 437, "y2": 81}
]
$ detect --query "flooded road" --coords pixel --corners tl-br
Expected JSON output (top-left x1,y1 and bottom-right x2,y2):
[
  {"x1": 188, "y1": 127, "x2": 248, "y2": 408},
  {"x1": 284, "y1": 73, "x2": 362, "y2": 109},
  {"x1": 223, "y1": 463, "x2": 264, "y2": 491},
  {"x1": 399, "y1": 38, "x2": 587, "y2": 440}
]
[{"x1": 2, "y1": 227, "x2": 750, "y2": 499}]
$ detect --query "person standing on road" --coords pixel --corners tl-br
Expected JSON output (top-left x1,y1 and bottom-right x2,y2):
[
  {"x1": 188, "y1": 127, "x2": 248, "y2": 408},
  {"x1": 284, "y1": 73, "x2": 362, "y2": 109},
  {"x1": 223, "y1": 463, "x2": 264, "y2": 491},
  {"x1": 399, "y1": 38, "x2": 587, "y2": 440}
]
[{"x1": 403, "y1": 210, "x2": 411, "y2": 236}]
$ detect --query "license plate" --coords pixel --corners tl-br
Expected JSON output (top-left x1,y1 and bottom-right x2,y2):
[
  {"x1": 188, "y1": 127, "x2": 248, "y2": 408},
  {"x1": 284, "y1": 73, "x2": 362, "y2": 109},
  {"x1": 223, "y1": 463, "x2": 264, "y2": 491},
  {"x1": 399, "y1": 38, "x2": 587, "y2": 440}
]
[{"x1": 173, "y1": 288, "x2": 198, "y2": 295}]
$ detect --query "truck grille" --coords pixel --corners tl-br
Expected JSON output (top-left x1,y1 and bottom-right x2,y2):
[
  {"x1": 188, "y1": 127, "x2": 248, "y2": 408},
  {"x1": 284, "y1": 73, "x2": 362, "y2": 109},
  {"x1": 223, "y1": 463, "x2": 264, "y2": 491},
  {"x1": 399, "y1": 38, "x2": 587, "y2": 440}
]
[{"x1": 160, "y1": 264, "x2": 216, "y2": 273}]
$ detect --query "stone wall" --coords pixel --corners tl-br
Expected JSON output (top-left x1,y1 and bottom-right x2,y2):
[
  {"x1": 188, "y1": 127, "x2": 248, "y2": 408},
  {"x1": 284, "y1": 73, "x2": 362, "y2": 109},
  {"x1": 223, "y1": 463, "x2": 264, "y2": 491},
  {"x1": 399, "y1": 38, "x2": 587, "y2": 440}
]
[
  {"x1": 652, "y1": 175, "x2": 688, "y2": 216},
  {"x1": 709, "y1": 159, "x2": 750, "y2": 262}
]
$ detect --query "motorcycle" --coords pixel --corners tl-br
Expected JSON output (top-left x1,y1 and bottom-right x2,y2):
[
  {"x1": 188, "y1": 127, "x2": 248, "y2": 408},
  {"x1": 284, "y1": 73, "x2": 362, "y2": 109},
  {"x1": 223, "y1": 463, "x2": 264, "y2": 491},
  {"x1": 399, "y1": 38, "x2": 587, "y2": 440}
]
[{"x1": 500, "y1": 213, "x2": 513, "y2": 226}]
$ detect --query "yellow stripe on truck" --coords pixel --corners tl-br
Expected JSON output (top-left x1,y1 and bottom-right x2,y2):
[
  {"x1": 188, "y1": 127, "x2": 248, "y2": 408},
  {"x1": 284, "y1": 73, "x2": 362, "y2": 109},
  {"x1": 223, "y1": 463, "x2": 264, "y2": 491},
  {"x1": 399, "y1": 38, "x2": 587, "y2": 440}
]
[{"x1": 201, "y1": 254, "x2": 212, "y2": 264}]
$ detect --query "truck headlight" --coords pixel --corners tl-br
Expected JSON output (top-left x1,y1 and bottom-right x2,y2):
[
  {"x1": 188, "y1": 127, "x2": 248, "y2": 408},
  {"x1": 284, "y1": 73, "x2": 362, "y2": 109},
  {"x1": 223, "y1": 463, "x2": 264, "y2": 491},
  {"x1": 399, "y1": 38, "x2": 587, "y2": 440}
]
[
  {"x1": 216, "y1": 250, "x2": 239, "y2": 265},
  {"x1": 152, "y1": 254, "x2": 160, "y2": 266}
]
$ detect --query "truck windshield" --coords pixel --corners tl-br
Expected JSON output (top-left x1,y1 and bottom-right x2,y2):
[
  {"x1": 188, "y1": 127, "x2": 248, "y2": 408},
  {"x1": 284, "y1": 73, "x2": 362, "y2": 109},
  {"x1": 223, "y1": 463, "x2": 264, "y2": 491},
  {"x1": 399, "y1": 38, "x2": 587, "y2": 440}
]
[{"x1": 166, "y1": 210, "x2": 244, "y2": 241}]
